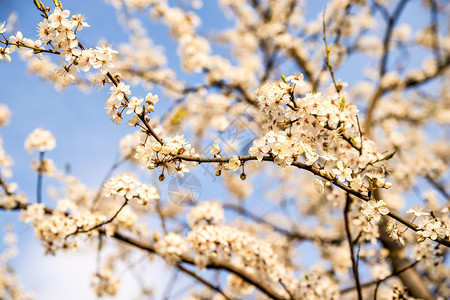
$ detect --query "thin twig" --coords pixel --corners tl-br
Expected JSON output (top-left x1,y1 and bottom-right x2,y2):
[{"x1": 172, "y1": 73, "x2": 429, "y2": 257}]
[
  {"x1": 322, "y1": 9, "x2": 340, "y2": 95},
  {"x1": 36, "y1": 151, "x2": 45, "y2": 204},
  {"x1": 224, "y1": 203, "x2": 342, "y2": 244},
  {"x1": 155, "y1": 198, "x2": 168, "y2": 234},
  {"x1": 65, "y1": 199, "x2": 128, "y2": 238},
  {"x1": 356, "y1": 115, "x2": 363, "y2": 154},
  {"x1": 341, "y1": 261, "x2": 419, "y2": 294},
  {"x1": 279, "y1": 279, "x2": 294, "y2": 300},
  {"x1": 96, "y1": 234, "x2": 103, "y2": 273},
  {"x1": 365, "y1": 0, "x2": 411, "y2": 133},
  {"x1": 429, "y1": 0, "x2": 441, "y2": 65},
  {"x1": 425, "y1": 175, "x2": 450, "y2": 201},
  {"x1": 91, "y1": 155, "x2": 130, "y2": 208},
  {"x1": 176, "y1": 264, "x2": 234, "y2": 300},
  {"x1": 161, "y1": 269, "x2": 179, "y2": 300},
  {"x1": 168, "y1": 153, "x2": 450, "y2": 247}
]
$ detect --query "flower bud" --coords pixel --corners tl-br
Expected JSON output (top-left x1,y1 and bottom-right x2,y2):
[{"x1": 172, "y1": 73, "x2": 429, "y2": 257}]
[{"x1": 153, "y1": 142, "x2": 162, "y2": 152}]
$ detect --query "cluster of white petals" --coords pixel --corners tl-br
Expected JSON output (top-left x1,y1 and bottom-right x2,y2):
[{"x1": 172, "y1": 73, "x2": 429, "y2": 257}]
[
  {"x1": 0, "y1": 226, "x2": 30, "y2": 300},
  {"x1": 360, "y1": 199, "x2": 390, "y2": 224},
  {"x1": 249, "y1": 74, "x2": 385, "y2": 174},
  {"x1": 1, "y1": 0, "x2": 449, "y2": 299},
  {"x1": 135, "y1": 133, "x2": 198, "y2": 178},
  {"x1": 91, "y1": 267, "x2": 121, "y2": 297},
  {"x1": 187, "y1": 200, "x2": 224, "y2": 228},
  {"x1": 0, "y1": 104, "x2": 11, "y2": 127},
  {"x1": 103, "y1": 173, "x2": 159, "y2": 205},
  {"x1": 0, "y1": 104, "x2": 13, "y2": 179},
  {"x1": 188, "y1": 224, "x2": 288, "y2": 283},
  {"x1": 24, "y1": 128, "x2": 56, "y2": 153},
  {"x1": 1, "y1": 5, "x2": 118, "y2": 91},
  {"x1": 155, "y1": 232, "x2": 189, "y2": 264}
]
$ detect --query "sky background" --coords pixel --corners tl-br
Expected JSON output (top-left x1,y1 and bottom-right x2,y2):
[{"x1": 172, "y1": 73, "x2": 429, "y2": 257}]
[{"x1": 0, "y1": 0, "x2": 445, "y2": 299}]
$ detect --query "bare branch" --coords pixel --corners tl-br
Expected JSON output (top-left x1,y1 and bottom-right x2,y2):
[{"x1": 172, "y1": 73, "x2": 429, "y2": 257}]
[{"x1": 344, "y1": 194, "x2": 363, "y2": 300}]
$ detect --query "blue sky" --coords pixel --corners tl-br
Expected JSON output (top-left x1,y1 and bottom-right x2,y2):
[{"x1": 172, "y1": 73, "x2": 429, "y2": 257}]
[{"x1": 0, "y1": 0, "x2": 447, "y2": 299}]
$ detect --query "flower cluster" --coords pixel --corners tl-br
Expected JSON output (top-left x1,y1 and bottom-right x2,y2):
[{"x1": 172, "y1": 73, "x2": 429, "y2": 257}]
[
  {"x1": 360, "y1": 199, "x2": 389, "y2": 225},
  {"x1": 0, "y1": 104, "x2": 13, "y2": 179},
  {"x1": 187, "y1": 224, "x2": 288, "y2": 283},
  {"x1": 135, "y1": 134, "x2": 198, "y2": 178},
  {"x1": 417, "y1": 217, "x2": 447, "y2": 241},
  {"x1": 332, "y1": 160, "x2": 353, "y2": 182},
  {"x1": 155, "y1": 232, "x2": 189, "y2": 264},
  {"x1": 226, "y1": 274, "x2": 255, "y2": 297},
  {"x1": 24, "y1": 128, "x2": 56, "y2": 153},
  {"x1": 105, "y1": 85, "x2": 159, "y2": 126},
  {"x1": 91, "y1": 267, "x2": 121, "y2": 297},
  {"x1": 250, "y1": 74, "x2": 385, "y2": 173},
  {"x1": 0, "y1": 104, "x2": 11, "y2": 127},
  {"x1": 31, "y1": 158, "x2": 56, "y2": 176},
  {"x1": 102, "y1": 173, "x2": 159, "y2": 205},
  {"x1": 187, "y1": 200, "x2": 224, "y2": 228},
  {"x1": 411, "y1": 239, "x2": 444, "y2": 266},
  {"x1": 249, "y1": 130, "x2": 319, "y2": 166},
  {"x1": 20, "y1": 199, "x2": 139, "y2": 254},
  {"x1": 1, "y1": 5, "x2": 117, "y2": 85},
  {"x1": 20, "y1": 203, "x2": 78, "y2": 253},
  {"x1": 0, "y1": 225, "x2": 30, "y2": 300},
  {"x1": 256, "y1": 75, "x2": 356, "y2": 130}
]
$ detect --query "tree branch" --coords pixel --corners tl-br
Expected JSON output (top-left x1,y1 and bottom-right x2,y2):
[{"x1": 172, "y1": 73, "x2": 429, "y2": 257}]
[{"x1": 344, "y1": 194, "x2": 363, "y2": 300}]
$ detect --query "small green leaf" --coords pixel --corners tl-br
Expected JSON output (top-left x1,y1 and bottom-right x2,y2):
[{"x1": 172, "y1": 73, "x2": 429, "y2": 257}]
[
  {"x1": 281, "y1": 74, "x2": 288, "y2": 84},
  {"x1": 339, "y1": 97, "x2": 345, "y2": 111},
  {"x1": 382, "y1": 150, "x2": 397, "y2": 161}
]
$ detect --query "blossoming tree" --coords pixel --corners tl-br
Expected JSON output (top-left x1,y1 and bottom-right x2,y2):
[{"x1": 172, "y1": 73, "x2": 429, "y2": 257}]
[{"x1": 0, "y1": 0, "x2": 449, "y2": 299}]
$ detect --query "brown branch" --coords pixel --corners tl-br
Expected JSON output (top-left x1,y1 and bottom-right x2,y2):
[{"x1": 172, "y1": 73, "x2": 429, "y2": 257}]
[
  {"x1": 104, "y1": 71, "x2": 163, "y2": 144},
  {"x1": 224, "y1": 203, "x2": 342, "y2": 244},
  {"x1": 378, "y1": 215, "x2": 434, "y2": 299},
  {"x1": 279, "y1": 279, "x2": 294, "y2": 300},
  {"x1": 170, "y1": 153, "x2": 450, "y2": 248},
  {"x1": 429, "y1": 0, "x2": 442, "y2": 65},
  {"x1": 425, "y1": 175, "x2": 450, "y2": 201},
  {"x1": 0, "y1": 39, "x2": 61, "y2": 55},
  {"x1": 287, "y1": 48, "x2": 316, "y2": 90},
  {"x1": 365, "y1": 0, "x2": 410, "y2": 134},
  {"x1": 324, "y1": 124, "x2": 361, "y2": 153},
  {"x1": 313, "y1": 4, "x2": 352, "y2": 88},
  {"x1": 111, "y1": 231, "x2": 286, "y2": 300},
  {"x1": 379, "y1": 0, "x2": 410, "y2": 77},
  {"x1": 92, "y1": 155, "x2": 130, "y2": 208},
  {"x1": 341, "y1": 261, "x2": 419, "y2": 294},
  {"x1": 344, "y1": 194, "x2": 363, "y2": 300},
  {"x1": 176, "y1": 263, "x2": 234, "y2": 300},
  {"x1": 65, "y1": 199, "x2": 128, "y2": 238},
  {"x1": 0, "y1": 201, "x2": 286, "y2": 299}
]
